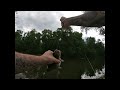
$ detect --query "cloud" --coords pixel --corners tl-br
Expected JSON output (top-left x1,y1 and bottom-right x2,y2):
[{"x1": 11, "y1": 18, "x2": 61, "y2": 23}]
[
  {"x1": 15, "y1": 11, "x2": 64, "y2": 32},
  {"x1": 15, "y1": 11, "x2": 105, "y2": 43}
]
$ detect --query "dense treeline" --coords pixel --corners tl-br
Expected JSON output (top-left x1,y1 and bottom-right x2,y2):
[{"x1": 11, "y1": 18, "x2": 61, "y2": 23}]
[
  {"x1": 15, "y1": 28, "x2": 104, "y2": 59},
  {"x1": 15, "y1": 28, "x2": 105, "y2": 78}
]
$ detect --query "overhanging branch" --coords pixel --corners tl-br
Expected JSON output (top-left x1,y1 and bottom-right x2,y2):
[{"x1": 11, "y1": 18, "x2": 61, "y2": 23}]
[{"x1": 60, "y1": 11, "x2": 105, "y2": 28}]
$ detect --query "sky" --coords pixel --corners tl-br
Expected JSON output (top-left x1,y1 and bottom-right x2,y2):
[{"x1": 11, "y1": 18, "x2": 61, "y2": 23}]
[{"x1": 15, "y1": 11, "x2": 105, "y2": 44}]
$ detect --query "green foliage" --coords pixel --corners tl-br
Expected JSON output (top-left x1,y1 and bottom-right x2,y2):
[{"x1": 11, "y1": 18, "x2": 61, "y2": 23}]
[{"x1": 15, "y1": 28, "x2": 105, "y2": 79}]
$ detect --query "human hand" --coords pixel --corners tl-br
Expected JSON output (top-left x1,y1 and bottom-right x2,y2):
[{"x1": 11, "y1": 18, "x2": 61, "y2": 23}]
[{"x1": 40, "y1": 50, "x2": 61, "y2": 65}]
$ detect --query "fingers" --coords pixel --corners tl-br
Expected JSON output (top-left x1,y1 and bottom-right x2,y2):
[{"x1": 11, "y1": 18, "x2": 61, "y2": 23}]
[
  {"x1": 42, "y1": 50, "x2": 61, "y2": 64},
  {"x1": 43, "y1": 50, "x2": 53, "y2": 56},
  {"x1": 49, "y1": 50, "x2": 61, "y2": 64},
  {"x1": 52, "y1": 57, "x2": 61, "y2": 64},
  {"x1": 47, "y1": 50, "x2": 53, "y2": 53}
]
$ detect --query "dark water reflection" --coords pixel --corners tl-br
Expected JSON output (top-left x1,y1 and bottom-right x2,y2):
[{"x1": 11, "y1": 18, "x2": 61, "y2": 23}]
[{"x1": 15, "y1": 57, "x2": 105, "y2": 79}]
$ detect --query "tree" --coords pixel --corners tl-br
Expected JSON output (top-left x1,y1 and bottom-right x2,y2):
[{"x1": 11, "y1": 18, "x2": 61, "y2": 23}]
[
  {"x1": 15, "y1": 30, "x2": 23, "y2": 52},
  {"x1": 15, "y1": 28, "x2": 105, "y2": 79},
  {"x1": 41, "y1": 29, "x2": 54, "y2": 52},
  {"x1": 60, "y1": 11, "x2": 105, "y2": 28}
]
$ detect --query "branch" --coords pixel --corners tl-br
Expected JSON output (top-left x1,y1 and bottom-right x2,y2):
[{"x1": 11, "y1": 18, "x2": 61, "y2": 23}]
[{"x1": 60, "y1": 11, "x2": 105, "y2": 28}]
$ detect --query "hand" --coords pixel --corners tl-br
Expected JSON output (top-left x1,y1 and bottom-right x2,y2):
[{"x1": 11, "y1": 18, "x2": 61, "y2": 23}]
[{"x1": 40, "y1": 50, "x2": 61, "y2": 65}]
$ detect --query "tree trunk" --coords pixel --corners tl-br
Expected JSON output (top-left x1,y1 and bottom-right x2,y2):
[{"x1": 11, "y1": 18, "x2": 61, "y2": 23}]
[{"x1": 60, "y1": 11, "x2": 105, "y2": 28}]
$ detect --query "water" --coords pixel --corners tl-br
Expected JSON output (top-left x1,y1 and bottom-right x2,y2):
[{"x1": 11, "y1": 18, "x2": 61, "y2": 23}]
[{"x1": 15, "y1": 58, "x2": 105, "y2": 79}]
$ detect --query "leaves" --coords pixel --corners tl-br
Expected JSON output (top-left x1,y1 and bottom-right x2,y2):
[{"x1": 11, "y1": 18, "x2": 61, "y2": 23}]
[
  {"x1": 15, "y1": 28, "x2": 104, "y2": 58},
  {"x1": 15, "y1": 28, "x2": 105, "y2": 79}
]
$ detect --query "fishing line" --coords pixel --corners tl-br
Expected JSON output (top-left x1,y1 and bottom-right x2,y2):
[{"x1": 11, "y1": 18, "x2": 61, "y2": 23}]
[{"x1": 81, "y1": 47, "x2": 96, "y2": 74}]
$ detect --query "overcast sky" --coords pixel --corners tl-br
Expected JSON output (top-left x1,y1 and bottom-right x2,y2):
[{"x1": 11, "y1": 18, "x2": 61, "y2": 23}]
[{"x1": 15, "y1": 11, "x2": 105, "y2": 43}]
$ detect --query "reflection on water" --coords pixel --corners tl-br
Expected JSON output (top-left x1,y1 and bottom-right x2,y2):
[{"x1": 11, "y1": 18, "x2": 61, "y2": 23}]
[
  {"x1": 81, "y1": 66, "x2": 105, "y2": 79},
  {"x1": 15, "y1": 58, "x2": 105, "y2": 79}
]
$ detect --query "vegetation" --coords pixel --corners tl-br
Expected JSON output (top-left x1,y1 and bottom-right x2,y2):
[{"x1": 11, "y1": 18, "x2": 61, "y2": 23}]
[{"x1": 15, "y1": 27, "x2": 105, "y2": 79}]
